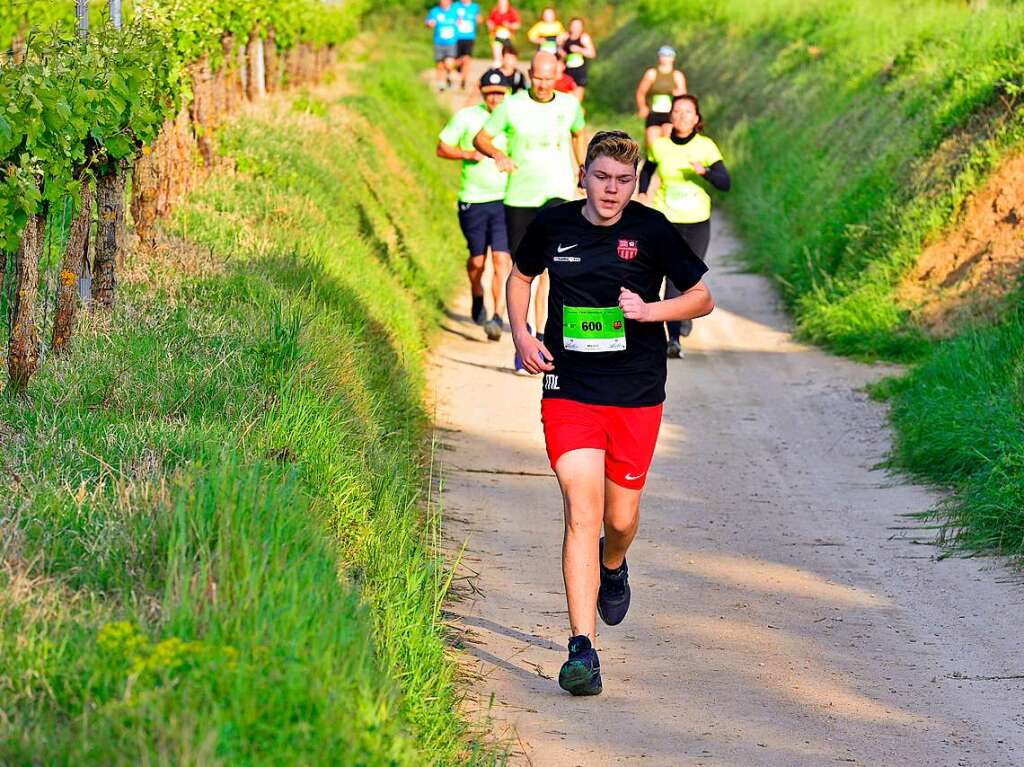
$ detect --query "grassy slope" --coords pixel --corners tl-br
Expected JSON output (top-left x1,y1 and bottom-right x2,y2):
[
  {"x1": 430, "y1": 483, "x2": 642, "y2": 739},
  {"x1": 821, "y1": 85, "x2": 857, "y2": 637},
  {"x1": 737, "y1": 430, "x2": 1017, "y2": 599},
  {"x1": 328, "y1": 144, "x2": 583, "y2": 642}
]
[
  {"x1": 587, "y1": 1, "x2": 1024, "y2": 556},
  {"x1": 0, "y1": 36, "x2": 499, "y2": 764}
]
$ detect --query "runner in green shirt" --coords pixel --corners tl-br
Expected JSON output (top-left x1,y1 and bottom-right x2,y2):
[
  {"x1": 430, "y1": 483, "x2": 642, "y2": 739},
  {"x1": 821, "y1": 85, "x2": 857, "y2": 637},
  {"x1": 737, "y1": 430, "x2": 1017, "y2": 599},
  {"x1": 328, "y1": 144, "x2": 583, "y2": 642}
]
[
  {"x1": 437, "y1": 70, "x2": 512, "y2": 339},
  {"x1": 473, "y1": 51, "x2": 586, "y2": 364}
]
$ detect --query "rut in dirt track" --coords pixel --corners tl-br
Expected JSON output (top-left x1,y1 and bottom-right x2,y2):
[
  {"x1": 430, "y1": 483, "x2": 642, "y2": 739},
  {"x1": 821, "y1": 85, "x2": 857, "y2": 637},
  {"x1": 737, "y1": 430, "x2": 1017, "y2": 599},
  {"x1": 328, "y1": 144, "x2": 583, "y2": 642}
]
[{"x1": 426, "y1": 61, "x2": 1023, "y2": 766}]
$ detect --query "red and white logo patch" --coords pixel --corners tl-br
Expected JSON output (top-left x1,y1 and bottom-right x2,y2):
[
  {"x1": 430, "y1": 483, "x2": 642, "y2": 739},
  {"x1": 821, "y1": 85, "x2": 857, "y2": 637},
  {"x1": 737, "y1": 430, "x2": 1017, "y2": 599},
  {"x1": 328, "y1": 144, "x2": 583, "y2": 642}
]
[{"x1": 617, "y1": 239, "x2": 638, "y2": 260}]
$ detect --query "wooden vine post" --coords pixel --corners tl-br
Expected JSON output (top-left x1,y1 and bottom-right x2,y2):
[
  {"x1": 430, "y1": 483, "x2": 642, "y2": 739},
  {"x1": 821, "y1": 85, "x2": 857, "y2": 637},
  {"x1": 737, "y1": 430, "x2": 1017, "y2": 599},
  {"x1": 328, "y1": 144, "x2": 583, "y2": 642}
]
[
  {"x1": 90, "y1": 0, "x2": 126, "y2": 312},
  {"x1": 91, "y1": 166, "x2": 125, "y2": 310},
  {"x1": 51, "y1": 185, "x2": 94, "y2": 354},
  {"x1": 8, "y1": 215, "x2": 44, "y2": 394}
]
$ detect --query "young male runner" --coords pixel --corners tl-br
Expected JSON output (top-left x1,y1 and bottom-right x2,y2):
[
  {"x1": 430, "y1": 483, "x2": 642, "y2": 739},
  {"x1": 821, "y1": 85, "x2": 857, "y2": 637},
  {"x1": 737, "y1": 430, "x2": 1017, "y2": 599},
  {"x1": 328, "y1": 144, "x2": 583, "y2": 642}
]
[
  {"x1": 507, "y1": 131, "x2": 714, "y2": 696},
  {"x1": 427, "y1": 0, "x2": 460, "y2": 91},
  {"x1": 437, "y1": 70, "x2": 512, "y2": 339},
  {"x1": 473, "y1": 51, "x2": 586, "y2": 356}
]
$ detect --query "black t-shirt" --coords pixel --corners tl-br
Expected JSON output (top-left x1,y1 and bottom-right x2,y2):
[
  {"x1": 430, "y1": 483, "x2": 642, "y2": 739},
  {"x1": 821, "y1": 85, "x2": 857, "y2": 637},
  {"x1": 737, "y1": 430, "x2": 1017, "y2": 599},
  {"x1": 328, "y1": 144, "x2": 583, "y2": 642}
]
[{"x1": 514, "y1": 200, "x2": 708, "y2": 406}]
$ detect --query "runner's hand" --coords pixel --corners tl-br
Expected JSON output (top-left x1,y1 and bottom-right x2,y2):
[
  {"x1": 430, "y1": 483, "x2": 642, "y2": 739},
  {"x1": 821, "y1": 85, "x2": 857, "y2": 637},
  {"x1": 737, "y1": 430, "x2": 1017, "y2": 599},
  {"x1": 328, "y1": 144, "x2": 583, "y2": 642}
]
[
  {"x1": 691, "y1": 161, "x2": 707, "y2": 175},
  {"x1": 513, "y1": 330, "x2": 554, "y2": 374},
  {"x1": 464, "y1": 150, "x2": 485, "y2": 162},
  {"x1": 619, "y1": 287, "x2": 651, "y2": 322},
  {"x1": 639, "y1": 106, "x2": 650, "y2": 119},
  {"x1": 495, "y1": 154, "x2": 517, "y2": 174}
]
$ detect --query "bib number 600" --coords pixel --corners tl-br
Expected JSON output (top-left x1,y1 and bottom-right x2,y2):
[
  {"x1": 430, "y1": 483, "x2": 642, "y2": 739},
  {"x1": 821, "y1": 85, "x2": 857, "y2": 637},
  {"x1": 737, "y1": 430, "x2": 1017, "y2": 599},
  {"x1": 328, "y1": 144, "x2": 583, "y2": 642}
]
[{"x1": 581, "y1": 321, "x2": 603, "y2": 332}]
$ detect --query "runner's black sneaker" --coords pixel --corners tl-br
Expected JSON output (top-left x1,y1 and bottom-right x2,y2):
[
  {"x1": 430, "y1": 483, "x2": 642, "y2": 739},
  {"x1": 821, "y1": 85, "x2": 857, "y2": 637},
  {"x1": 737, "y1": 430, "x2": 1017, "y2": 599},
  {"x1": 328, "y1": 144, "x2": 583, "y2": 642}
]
[
  {"x1": 666, "y1": 339, "x2": 683, "y2": 359},
  {"x1": 558, "y1": 635, "x2": 602, "y2": 696},
  {"x1": 471, "y1": 295, "x2": 486, "y2": 325},
  {"x1": 597, "y1": 537, "x2": 631, "y2": 626},
  {"x1": 484, "y1": 314, "x2": 503, "y2": 341}
]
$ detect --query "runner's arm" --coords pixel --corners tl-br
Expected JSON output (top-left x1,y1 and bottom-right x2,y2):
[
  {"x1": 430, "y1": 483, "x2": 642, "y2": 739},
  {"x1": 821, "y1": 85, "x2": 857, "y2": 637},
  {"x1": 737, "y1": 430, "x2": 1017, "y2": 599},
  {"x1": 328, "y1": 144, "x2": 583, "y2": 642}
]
[
  {"x1": 508, "y1": 266, "x2": 555, "y2": 374},
  {"x1": 674, "y1": 69, "x2": 688, "y2": 96},
  {"x1": 527, "y1": 22, "x2": 545, "y2": 44},
  {"x1": 579, "y1": 33, "x2": 597, "y2": 58},
  {"x1": 701, "y1": 160, "x2": 730, "y2": 191},
  {"x1": 437, "y1": 140, "x2": 482, "y2": 161},
  {"x1": 473, "y1": 129, "x2": 516, "y2": 172},
  {"x1": 618, "y1": 281, "x2": 714, "y2": 323},
  {"x1": 570, "y1": 130, "x2": 587, "y2": 168},
  {"x1": 635, "y1": 70, "x2": 654, "y2": 115}
]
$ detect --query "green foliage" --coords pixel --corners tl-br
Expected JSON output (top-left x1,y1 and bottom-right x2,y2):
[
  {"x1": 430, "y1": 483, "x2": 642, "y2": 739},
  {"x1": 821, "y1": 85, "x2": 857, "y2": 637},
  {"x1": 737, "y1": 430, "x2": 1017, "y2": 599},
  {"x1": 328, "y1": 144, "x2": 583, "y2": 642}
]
[
  {"x1": 882, "y1": 303, "x2": 1024, "y2": 557},
  {"x1": 592, "y1": 0, "x2": 1024, "y2": 358},
  {"x1": 0, "y1": 0, "x2": 365, "y2": 249},
  {"x1": 0, "y1": 34, "x2": 498, "y2": 763}
]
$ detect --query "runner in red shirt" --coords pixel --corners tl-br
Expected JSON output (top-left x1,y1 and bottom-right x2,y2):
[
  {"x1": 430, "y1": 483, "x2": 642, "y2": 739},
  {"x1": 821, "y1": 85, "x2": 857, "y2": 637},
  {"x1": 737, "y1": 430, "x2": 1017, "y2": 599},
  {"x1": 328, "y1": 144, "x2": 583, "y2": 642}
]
[
  {"x1": 507, "y1": 131, "x2": 714, "y2": 695},
  {"x1": 553, "y1": 56, "x2": 576, "y2": 94},
  {"x1": 487, "y1": 0, "x2": 521, "y2": 65}
]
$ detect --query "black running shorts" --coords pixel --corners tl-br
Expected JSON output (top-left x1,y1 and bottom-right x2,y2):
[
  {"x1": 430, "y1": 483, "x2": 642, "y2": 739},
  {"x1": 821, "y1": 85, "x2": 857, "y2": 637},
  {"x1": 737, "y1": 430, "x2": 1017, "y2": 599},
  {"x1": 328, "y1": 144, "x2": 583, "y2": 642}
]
[{"x1": 458, "y1": 199, "x2": 509, "y2": 257}]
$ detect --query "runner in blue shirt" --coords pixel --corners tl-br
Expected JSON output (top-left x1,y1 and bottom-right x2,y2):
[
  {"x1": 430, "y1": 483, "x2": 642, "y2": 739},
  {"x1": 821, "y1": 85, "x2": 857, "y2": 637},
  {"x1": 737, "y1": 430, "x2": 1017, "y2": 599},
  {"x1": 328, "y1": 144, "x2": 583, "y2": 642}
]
[
  {"x1": 454, "y1": 0, "x2": 482, "y2": 90},
  {"x1": 427, "y1": 0, "x2": 460, "y2": 91}
]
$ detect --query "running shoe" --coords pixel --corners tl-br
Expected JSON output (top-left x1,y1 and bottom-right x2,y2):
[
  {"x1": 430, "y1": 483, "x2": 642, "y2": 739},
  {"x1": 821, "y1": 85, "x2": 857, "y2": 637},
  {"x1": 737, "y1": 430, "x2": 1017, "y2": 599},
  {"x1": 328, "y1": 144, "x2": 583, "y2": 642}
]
[
  {"x1": 484, "y1": 314, "x2": 503, "y2": 341},
  {"x1": 471, "y1": 295, "x2": 487, "y2": 325},
  {"x1": 679, "y1": 318, "x2": 694, "y2": 338},
  {"x1": 513, "y1": 323, "x2": 532, "y2": 372},
  {"x1": 558, "y1": 635, "x2": 602, "y2": 696},
  {"x1": 597, "y1": 537, "x2": 631, "y2": 626},
  {"x1": 666, "y1": 339, "x2": 683, "y2": 359}
]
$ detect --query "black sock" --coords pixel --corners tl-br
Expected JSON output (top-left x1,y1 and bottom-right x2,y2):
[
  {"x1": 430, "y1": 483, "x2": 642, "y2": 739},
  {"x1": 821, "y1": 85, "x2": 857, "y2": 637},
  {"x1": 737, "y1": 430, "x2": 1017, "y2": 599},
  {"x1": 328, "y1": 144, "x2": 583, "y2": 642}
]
[
  {"x1": 471, "y1": 294, "x2": 484, "y2": 317},
  {"x1": 601, "y1": 558, "x2": 625, "y2": 576}
]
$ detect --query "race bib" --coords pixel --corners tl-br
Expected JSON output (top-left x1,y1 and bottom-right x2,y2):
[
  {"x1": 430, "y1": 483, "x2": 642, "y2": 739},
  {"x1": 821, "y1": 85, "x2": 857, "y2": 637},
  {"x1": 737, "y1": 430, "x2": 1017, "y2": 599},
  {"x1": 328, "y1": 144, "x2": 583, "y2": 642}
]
[
  {"x1": 563, "y1": 306, "x2": 626, "y2": 352},
  {"x1": 666, "y1": 184, "x2": 706, "y2": 216},
  {"x1": 540, "y1": 39, "x2": 558, "y2": 53},
  {"x1": 566, "y1": 52, "x2": 584, "y2": 68},
  {"x1": 439, "y1": 26, "x2": 455, "y2": 39},
  {"x1": 458, "y1": 19, "x2": 473, "y2": 33},
  {"x1": 495, "y1": 26, "x2": 510, "y2": 39},
  {"x1": 651, "y1": 94, "x2": 672, "y2": 113}
]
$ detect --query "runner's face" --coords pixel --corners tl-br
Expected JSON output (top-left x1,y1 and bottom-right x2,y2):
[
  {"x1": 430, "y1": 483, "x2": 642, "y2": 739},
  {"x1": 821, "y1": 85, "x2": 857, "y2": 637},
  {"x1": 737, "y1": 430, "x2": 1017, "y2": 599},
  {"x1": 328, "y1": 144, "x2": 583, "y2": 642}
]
[
  {"x1": 569, "y1": 20, "x2": 583, "y2": 35},
  {"x1": 483, "y1": 90, "x2": 506, "y2": 110},
  {"x1": 658, "y1": 54, "x2": 674, "y2": 69},
  {"x1": 530, "y1": 60, "x2": 557, "y2": 99},
  {"x1": 672, "y1": 99, "x2": 699, "y2": 135},
  {"x1": 542, "y1": 8, "x2": 555, "y2": 22},
  {"x1": 582, "y1": 156, "x2": 637, "y2": 221}
]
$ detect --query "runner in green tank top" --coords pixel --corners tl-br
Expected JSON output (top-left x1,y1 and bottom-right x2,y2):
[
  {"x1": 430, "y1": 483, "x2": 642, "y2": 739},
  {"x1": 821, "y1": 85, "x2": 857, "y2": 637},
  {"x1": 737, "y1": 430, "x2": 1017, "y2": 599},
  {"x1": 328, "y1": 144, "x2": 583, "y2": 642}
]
[{"x1": 634, "y1": 45, "x2": 688, "y2": 159}]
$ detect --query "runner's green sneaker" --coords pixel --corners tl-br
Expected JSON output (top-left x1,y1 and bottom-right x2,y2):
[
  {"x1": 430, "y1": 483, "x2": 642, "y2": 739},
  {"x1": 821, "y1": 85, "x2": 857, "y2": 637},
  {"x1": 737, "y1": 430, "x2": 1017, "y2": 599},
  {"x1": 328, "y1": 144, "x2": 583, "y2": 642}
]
[{"x1": 558, "y1": 635, "x2": 602, "y2": 696}]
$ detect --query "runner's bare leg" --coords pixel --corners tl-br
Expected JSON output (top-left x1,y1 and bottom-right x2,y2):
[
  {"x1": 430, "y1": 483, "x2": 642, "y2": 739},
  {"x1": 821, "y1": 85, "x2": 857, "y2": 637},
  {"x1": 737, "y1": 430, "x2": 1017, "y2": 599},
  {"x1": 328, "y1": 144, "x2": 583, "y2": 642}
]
[
  {"x1": 535, "y1": 270, "x2": 550, "y2": 333},
  {"x1": 555, "y1": 448, "x2": 605, "y2": 640},
  {"x1": 491, "y1": 250, "x2": 511, "y2": 317},
  {"x1": 602, "y1": 480, "x2": 641, "y2": 569}
]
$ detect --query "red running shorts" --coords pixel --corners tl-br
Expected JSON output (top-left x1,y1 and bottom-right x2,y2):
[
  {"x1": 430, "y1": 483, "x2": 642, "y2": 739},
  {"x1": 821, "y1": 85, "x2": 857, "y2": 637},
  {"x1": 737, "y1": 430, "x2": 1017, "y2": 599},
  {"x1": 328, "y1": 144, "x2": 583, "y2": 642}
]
[{"x1": 541, "y1": 399, "x2": 664, "y2": 490}]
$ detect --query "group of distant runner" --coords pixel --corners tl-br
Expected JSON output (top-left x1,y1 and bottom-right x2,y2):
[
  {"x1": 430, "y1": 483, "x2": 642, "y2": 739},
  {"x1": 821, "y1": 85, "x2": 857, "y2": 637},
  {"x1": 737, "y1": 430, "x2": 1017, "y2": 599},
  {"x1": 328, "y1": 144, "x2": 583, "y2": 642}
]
[{"x1": 430, "y1": 4, "x2": 729, "y2": 696}]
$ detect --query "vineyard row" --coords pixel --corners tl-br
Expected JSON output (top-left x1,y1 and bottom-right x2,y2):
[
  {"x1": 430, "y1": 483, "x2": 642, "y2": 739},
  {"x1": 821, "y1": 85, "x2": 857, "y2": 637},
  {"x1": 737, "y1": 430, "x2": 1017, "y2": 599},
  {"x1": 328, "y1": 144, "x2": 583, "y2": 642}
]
[{"x1": 1, "y1": 0, "x2": 365, "y2": 394}]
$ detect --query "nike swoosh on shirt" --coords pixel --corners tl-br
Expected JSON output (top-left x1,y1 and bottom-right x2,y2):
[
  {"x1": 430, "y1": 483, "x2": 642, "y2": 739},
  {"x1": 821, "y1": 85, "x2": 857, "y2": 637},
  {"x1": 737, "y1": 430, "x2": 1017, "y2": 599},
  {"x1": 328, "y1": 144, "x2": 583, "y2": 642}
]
[
  {"x1": 625, "y1": 472, "x2": 645, "y2": 481},
  {"x1": 556, "y1": 243, "x2": 578, "y2": 253}
]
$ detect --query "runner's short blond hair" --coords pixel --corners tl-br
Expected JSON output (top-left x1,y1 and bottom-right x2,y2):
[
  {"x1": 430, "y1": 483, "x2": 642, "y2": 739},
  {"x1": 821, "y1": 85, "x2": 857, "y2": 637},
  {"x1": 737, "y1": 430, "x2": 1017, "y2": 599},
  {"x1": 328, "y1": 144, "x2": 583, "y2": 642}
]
[{"x1": 585, "y1": 130, "x2": 641, "y2": 169}]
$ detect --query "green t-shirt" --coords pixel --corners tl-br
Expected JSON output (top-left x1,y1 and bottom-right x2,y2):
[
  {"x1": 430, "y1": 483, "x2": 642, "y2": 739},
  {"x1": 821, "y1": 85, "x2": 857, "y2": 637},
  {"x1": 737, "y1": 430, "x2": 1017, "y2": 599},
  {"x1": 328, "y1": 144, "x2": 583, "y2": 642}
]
[
  {"x1": 438, "y1": 104, "x2": 508, "y2": 204},
  {"x1": 482, "y1": 90, "x2": 585, "y2": 207},
  {"x1": 650, "y1": 133, "x2": 723, "y2": 224}
]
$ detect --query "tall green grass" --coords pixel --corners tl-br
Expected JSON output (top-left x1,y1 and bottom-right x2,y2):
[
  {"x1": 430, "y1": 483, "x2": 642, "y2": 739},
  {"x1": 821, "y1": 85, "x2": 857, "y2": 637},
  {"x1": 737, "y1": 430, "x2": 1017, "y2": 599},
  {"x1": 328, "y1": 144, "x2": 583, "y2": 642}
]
[
  {"x1": 0, "y1": 35, "x2": 500, "y2": 763},
  {"x1": 588, "y1": 2, "x2": 1024, "y2": 557}
]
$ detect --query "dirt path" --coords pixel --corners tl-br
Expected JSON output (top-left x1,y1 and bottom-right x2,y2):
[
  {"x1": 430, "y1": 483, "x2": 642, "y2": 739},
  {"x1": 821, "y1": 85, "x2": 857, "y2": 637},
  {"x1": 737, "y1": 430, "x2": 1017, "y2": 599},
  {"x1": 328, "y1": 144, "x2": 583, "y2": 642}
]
[{"x1": 425, "y1": 61, "x2": 1023, "y2": 766}]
